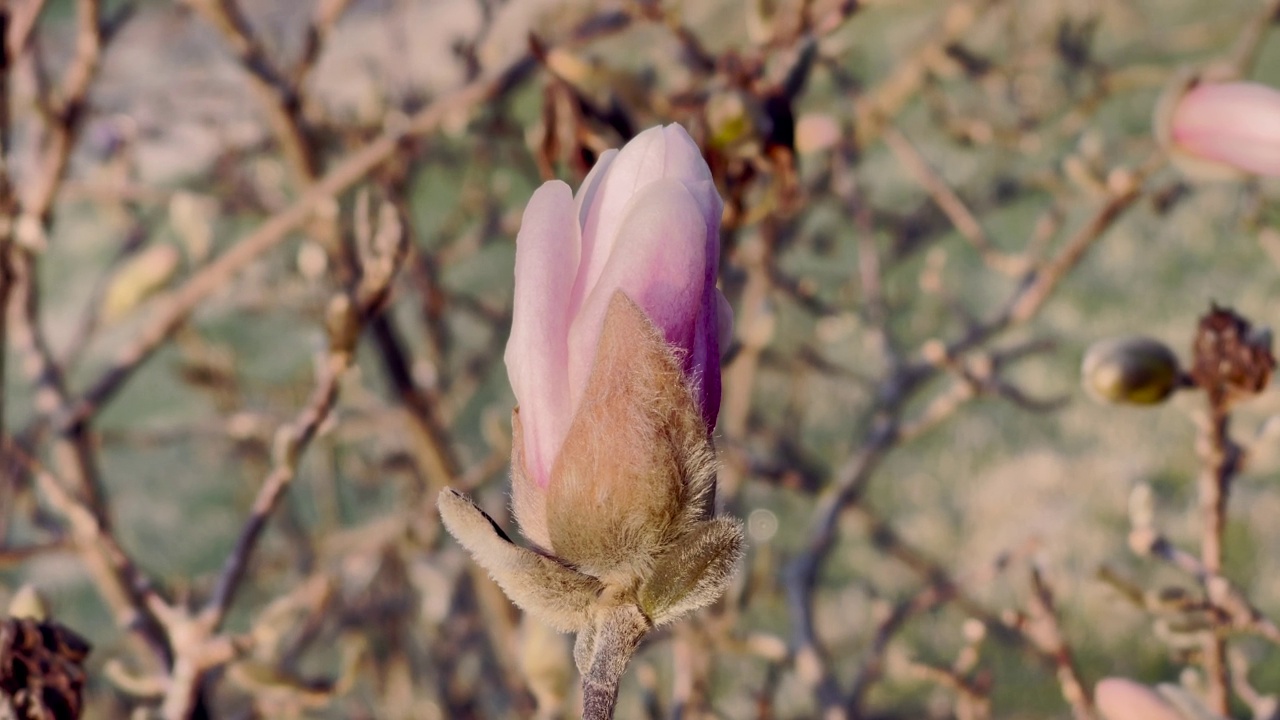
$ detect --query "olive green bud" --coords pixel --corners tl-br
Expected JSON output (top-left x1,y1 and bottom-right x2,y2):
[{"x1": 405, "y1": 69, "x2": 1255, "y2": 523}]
[
  {"x1": 1082, "y1": 336, "x2": 1181, "y2": 405},
  {"x1": 706, "y1": 91, "x2": 764, "y2": 151},
  {"x1": 102, "y1": 244, "x2": 181, "y2": 322}
]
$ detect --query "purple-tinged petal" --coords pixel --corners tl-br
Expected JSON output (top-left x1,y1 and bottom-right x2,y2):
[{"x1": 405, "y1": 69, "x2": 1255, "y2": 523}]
[
  {"x1": 504, "y1": 180, "x2": 580, "y2": 486},
  {"x1": 566, "y1": 179, "x2": 709, "y2": 411},
  {"x1": 680, "y1": 179, "x2": 724, "y2": 241},
  {"x1": 573, "y1": 148, "x2": 619, "y2": 228},
  {"x1": 686, "y1": 282, "x2": 723, "y2": 428}
]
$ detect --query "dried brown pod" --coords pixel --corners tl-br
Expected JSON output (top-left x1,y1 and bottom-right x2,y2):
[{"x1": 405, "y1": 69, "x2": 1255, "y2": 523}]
[
  {"x1": 1189, "y1": 305, "x2": 1275, "y2": 410},
  {"x1": 0, "y1": 618, "x2": 92, "y2": 720}
]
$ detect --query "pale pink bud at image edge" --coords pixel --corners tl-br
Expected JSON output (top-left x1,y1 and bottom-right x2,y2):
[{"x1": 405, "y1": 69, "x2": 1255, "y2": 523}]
[
  {"x1": 1168, "y1": 81, "x2": 1280, "y2": 177},
  {"x1": 503, "y1": 124, "x2": 729, "y2": 495},
  {"x1": 1094, "y1": 678, "x2": 1185, "y2": 720}
]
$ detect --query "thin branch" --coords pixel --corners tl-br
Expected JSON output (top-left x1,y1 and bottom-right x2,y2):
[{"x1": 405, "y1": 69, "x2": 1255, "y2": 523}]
[
  {"x1": 6, "y1": 439, "x2": 172, "y2": 665},
  {"x1": 1130, "y1": 528, "x2": 1280, "y2": 645},
  {"x1": 52, "y1": 10, "x2": 631, "y2": 436},
  {"x1": 1025, "y1": 567, "x2": 1096, "y2": 720},
  {"x1": 182, "y1": 0, "x2": 321, "y2": 186},
  {"x1": 882, "y1": 124, "x2": 1025, "y2": 275}
]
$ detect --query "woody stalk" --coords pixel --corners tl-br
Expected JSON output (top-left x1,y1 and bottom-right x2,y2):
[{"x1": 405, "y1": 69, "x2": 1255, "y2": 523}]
[{"x1": 437, "y1": 124, "x2": 744, "y2": 719}]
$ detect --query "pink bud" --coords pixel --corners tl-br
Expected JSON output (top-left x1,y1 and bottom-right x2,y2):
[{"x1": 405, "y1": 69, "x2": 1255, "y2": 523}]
[
  {"x1": 1095, "y1": 678, "x2": 1185, "y2": 720},
  {"x1": 1166, "y1": 81, "x2": 1280, "y2": 178},
  {"x1": 505, "y1": 124, "x2": 729, "y2": 489}
]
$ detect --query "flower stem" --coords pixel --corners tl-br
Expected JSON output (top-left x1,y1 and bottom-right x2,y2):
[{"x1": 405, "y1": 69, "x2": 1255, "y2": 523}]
[
  {"x1": 581, "y1": 604, "x2": 650, "y2": 720},
  {"x1": 1197, "y1": 406, "x2": 1238, "y2": 715}
]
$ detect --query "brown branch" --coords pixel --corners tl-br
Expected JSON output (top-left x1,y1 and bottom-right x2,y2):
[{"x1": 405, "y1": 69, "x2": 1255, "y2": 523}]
[
  {"x1": 22, "y1": 0, "x2": 102, "y2": 220},
  {"x1": 1196, "y1": 407, "x2": 1235, "y2": 714},
  {"x1": 1129, "y1": 528, "x2": 1280, "y2": 644},
  {"x1": 182, "y1": 0, "x2": 320, "y2": 186},
  {"x1": 882, "y1": 124, "x2": 1025, "y2": 275},
  {"x1": 292, "y1": 0, "x2": 353, "y2": 90},
  {"x1": 157, "y1": 347, "x2": 350, "y2": 719},
  {"x1": 3, "y1": 0, "x2": 51, "y2": 58},
  {"x1": 8, "y1": 251, "x2": 106, "y2": 518},
  {"x1": 3, "y1": 0, "x2": 113, "y2": 534},
  {"x1": 158, "y1": 198, "x2": 410, "y2": 719},
  {"x1": 1025, "y1": 567, "x2": 1096, "y2": 720},
  {"x1": 783, "y1": 151, "x2": 1156, "y2": 715},
  {"x1": 854, "y1": 0, "x2": 1006, "y2": 148},
  {"x1": 843, "y1": 506, "x2": 1047, "y2": 717},
  {"x1": 1216, "y1": 0, "x2": 1280, "y2": 78},
  {"x1": 1006, "y1": 165, "x2": 1153, "y2": 324},
  {"x1": 53, "y1": 11, "x2": 631, "y2": 436},
  {"x1": 0, "y1": 0, "x2": 17, "y2": 463},
  {"x1": 6, "y1": 440, "x2": 172, "y2": 665}
]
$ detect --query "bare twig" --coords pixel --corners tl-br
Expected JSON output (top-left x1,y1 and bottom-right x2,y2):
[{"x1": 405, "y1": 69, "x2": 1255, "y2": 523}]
[
  {"x1": 882, "y1": 124, "x2": 1025, "y2": 275},
  {"x1": 53, "y1": 10, "x2": 631, "y2": 436},
  {"x1": 156, "y1": 198, "x2": 410, "y2": 719},
  {"x1": 182, "y1": 0, "x2": 321, "y2": 186},
  {"x1": 1024, "y1": 567, "x2": 1095, "y2": 720},
  {"x1": 1130, "y1": 529, "x2": 1280, "y2": 646},
  {"x1": 6, "y1": 440, "x2": 172, "y2": 665}
]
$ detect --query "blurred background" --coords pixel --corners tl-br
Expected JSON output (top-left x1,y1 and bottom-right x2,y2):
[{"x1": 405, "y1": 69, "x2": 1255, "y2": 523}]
[{"x1": 2, "y1": 0, "x2": 1280, "y2": 717}]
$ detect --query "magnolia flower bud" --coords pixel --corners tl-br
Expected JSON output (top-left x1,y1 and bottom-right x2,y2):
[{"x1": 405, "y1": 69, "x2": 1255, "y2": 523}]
[
  {"x1": 1155, "y1": 77, "x2": 1280, "y2": 179},
  {"x1": 439, "y1": 125, "x2": 743, "y2": 662},
  {"x1": 1082, "y1": 336, "x2": 1181, "y2": 405}
]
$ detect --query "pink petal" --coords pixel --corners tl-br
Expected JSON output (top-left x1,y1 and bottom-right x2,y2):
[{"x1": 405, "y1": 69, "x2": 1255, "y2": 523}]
[
  {"x1": 1094, "y1": 678, "x2": 1185, "y2": 720},
  {"x1": 575, "y1": 125, "x2": 716, "y2": 316},
  {"x1": 575, "y1": 127, "x2": 665, "y2": 305},
  {"x1": 658, "y1": 124, "x2": 715, "y2": 187},
  {"x1": 504, "y1": 180, "x2": 580, "y2": 486},
  {"x1": 567, "y1": 148, "x2": 619, "y2": 318},
  {"x1": 567, "y1": 179, "x2": 709, "y2": 411},
  {"x1": 573, "y1": 148, "x2": 619, "y2": 228},
  {"x1": 1171, "y1": 82, "x2": 1280, "y2": 177}
]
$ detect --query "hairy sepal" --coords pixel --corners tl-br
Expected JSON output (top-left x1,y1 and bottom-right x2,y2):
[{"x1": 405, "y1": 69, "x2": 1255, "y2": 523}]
[
  {"x1": 436, "y1": 489, "x2": 601, "y2": 632},
  {"x1": 639, "y1": 516, "x2": 745, "y2": 626}
]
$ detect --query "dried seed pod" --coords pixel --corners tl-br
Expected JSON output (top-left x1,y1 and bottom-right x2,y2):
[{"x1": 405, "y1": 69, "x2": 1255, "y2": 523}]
[
  {"x1": 1189, "y1": 305, "x2": 1276, "y2": 410},
  {"x1": 1082, "y1": 336, "x2": 1181, "y2": 405},
  {"x1": 0, "y1": 617, "x2": 92, "y2": 720}
]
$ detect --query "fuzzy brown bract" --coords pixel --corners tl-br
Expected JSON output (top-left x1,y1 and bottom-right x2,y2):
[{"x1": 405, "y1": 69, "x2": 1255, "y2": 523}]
[{"x1": 544, "y1": 293, "x2": 720, "y2": 584}]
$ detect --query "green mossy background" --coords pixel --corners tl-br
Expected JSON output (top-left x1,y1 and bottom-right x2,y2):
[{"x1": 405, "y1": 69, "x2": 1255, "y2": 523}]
[{"x1": 4, "y1": 0, "x2": 1280, "y2": 717}]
